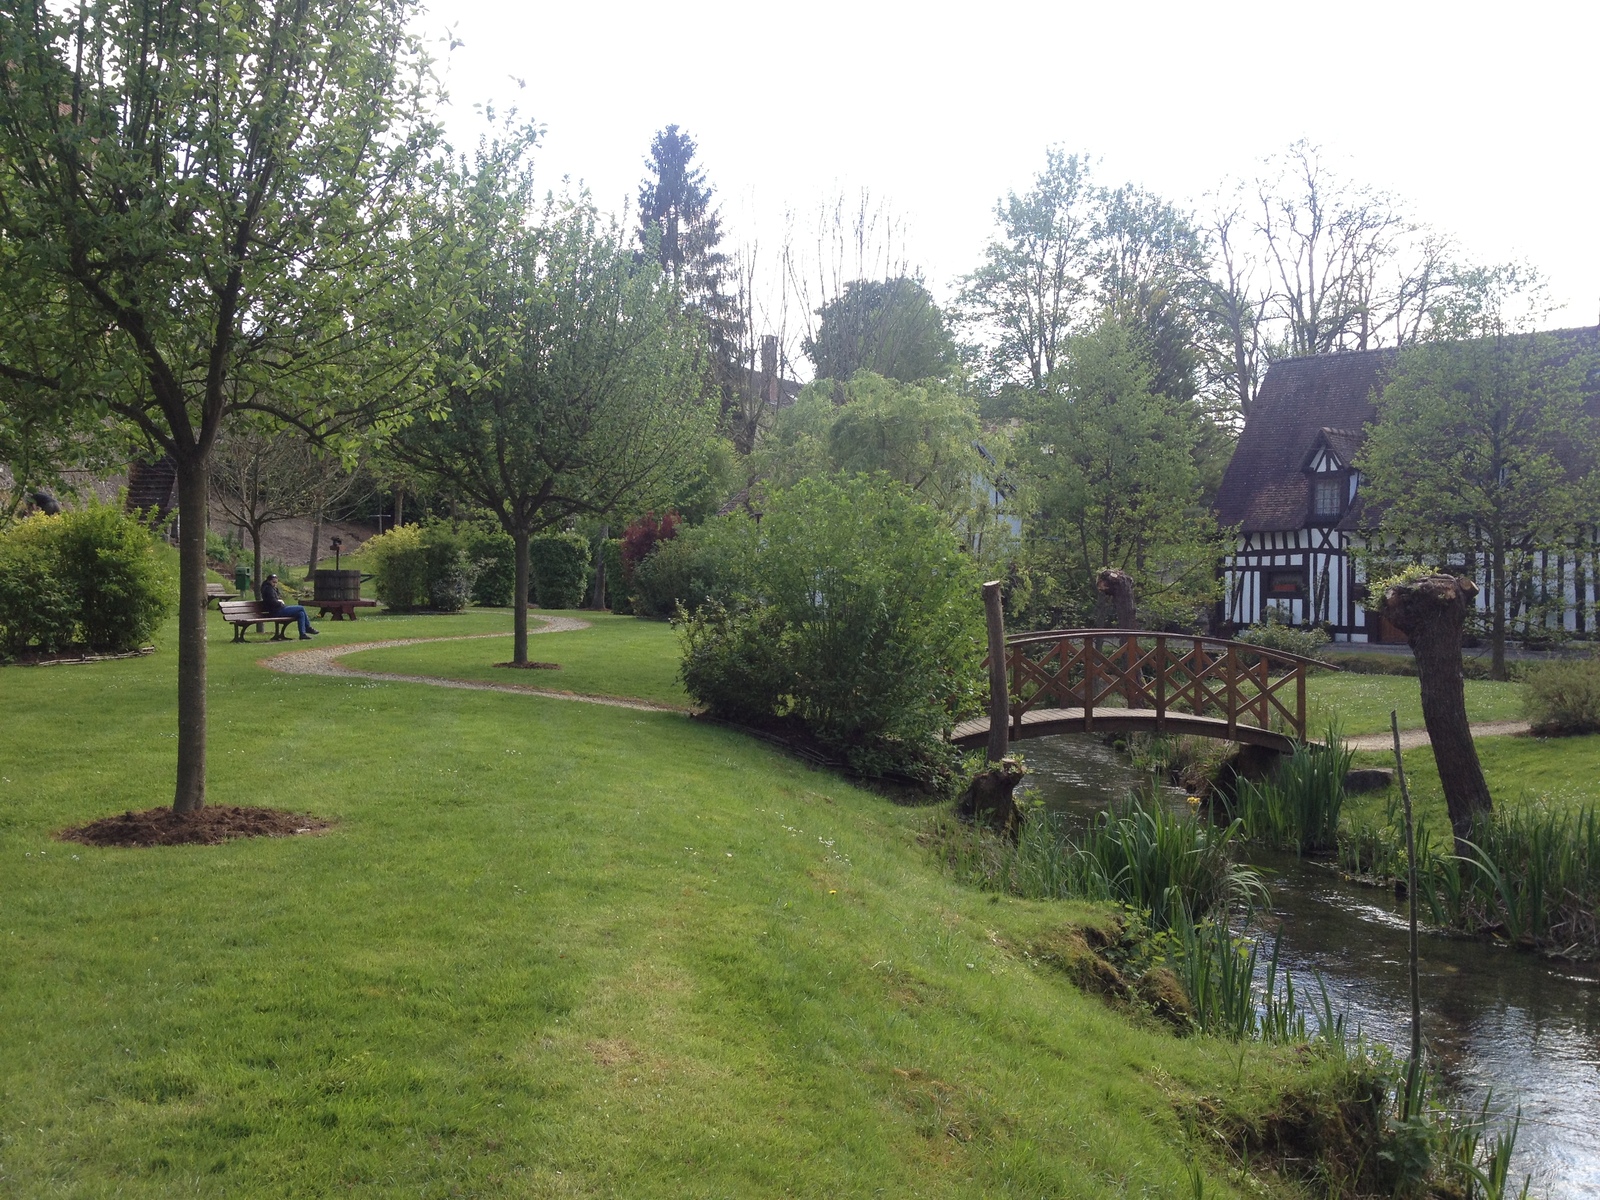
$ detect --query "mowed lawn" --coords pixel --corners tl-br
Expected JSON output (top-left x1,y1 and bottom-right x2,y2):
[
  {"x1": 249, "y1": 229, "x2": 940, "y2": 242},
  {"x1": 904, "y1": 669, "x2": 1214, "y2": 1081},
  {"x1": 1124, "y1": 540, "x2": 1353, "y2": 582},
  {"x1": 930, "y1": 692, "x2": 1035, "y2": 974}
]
[
  {"x1": 0, "y1": 610, "x2": 1325, "y2": 1198},
  {"x1": 340, "y1": 610, "x2": 689, "y2": 708},
  {"x1": 1305, "y1": 670, "x2": 1525, "y2": 737}
]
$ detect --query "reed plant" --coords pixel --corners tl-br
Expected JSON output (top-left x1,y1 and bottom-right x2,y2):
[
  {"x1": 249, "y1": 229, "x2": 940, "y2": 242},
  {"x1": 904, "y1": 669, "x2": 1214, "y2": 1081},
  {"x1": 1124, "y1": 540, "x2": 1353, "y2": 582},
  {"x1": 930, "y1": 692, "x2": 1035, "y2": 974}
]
[
  {"x1": 1223, "y1": 727, "x2": 1352, "y2": 855},
  {"x1": 930, "y1": 792, "x2": 1263, "y2": 928}
]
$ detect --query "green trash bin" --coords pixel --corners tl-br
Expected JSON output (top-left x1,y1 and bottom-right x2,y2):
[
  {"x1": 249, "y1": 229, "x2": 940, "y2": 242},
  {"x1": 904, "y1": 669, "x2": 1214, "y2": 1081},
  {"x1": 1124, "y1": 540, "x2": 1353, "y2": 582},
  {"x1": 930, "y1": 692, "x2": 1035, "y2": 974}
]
[{"x1": 234, "y1": 565, "x2": 251, "y2": 597}]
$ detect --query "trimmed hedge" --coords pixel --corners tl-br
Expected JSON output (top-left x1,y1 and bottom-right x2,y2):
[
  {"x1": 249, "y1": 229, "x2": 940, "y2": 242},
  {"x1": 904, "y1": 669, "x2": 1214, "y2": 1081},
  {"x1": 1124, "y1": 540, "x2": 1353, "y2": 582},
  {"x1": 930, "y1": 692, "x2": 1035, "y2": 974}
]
[
  {"x1": 529, "y1": 531, "x2": 590, "y2": 609},
  {"x1": 0, "y1": 504, "x2": 175, "y2": 657},
  {"x1": 359, "y1": 522, "x2": 482, "y2": 613}
]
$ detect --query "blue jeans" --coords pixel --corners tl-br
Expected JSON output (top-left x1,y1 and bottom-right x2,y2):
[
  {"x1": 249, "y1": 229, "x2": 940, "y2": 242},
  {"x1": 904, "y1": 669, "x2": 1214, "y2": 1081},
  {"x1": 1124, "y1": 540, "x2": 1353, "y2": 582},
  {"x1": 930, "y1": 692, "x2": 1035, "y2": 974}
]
[{"x1": 279, "y1": 604, "x2": 313, "y2": 635}]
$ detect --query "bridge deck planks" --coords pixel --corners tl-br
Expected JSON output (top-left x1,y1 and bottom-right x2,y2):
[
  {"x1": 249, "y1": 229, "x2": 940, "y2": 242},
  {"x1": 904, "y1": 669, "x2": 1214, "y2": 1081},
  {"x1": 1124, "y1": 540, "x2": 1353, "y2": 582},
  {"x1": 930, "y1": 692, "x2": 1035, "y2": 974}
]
[{"x1": 949, "y1": 706, "x2": 1296, "y2": 753}]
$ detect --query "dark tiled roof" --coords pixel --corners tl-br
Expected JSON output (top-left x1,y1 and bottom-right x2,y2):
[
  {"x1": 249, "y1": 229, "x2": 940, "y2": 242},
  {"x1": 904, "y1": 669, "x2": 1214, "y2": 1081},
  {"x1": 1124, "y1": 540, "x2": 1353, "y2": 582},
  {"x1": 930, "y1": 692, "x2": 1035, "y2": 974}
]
[
  {"x1": 125, "y1": 455, "x2": 177, "y2": 519},
  {"x1": 1215, "y1": 327, "x2": 1600, "y2": 534},
  {"x1": 1215, "y1": 349, "x2": 1392, "y2": 532}
]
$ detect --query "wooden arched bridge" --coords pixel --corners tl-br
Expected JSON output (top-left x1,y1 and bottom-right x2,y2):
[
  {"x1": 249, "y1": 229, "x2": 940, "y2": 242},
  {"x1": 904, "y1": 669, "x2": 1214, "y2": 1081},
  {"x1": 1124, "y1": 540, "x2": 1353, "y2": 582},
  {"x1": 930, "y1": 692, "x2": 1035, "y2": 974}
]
[{"x1": 951, "y1": 626, "x2": 1334, "y2": 757}]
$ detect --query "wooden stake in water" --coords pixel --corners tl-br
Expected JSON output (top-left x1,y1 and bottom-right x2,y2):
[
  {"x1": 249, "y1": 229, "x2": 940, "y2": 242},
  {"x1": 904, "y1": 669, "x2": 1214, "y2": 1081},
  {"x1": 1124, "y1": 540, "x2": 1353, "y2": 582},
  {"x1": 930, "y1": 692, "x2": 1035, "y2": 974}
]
[{"x1": 1392, "y1": 708, "x2": 1423, "y2": 1114}]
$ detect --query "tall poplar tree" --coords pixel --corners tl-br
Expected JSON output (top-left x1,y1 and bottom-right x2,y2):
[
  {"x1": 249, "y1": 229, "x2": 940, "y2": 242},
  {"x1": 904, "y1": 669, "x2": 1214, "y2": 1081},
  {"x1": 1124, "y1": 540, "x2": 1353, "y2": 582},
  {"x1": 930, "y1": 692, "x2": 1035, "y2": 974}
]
[{"x1": 0, "y1": 0, "x2": 444, "y2": 813}]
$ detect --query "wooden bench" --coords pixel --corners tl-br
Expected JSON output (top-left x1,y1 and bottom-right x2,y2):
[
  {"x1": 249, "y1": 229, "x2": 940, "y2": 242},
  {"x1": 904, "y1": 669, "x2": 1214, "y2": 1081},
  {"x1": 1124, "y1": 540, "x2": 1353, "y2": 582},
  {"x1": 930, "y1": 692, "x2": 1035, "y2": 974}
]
[
  {"x1": 205, "y1": 582, "x2": 239, "y2": 607},
  {"x1": 312, "y1": 597, "x2": 377, "y2": 621},
  {"x1": 218, "y1": 600, "x2": 297, "y2": 642}
]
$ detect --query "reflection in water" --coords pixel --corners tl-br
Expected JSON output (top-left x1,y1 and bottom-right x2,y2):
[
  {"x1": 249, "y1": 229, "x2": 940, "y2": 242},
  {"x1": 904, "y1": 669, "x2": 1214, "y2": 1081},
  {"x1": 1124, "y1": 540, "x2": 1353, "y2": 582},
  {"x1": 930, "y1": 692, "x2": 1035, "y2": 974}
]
[{"x1": 1017, "y1": 735, "x2": 1600, "y2": 1195}]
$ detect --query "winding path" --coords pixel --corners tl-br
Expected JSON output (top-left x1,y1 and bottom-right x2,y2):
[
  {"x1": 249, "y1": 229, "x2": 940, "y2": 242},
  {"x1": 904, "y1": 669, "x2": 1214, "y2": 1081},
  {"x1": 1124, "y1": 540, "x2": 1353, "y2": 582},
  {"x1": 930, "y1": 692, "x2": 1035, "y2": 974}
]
[
  {"x1": 259, "y1": 617, "x2": 687, "y2": 713},
  {"x1": 1344, "y1": 719, "x2": 1530, "y2": 752}
]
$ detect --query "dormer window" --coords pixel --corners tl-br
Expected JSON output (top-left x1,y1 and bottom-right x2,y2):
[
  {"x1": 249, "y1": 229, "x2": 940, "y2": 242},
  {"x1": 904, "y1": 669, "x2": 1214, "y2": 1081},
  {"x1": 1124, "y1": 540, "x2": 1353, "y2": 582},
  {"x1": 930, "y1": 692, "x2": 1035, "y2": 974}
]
[{"x1": 1313, "y1": 477, "x2": 1343, "y2": 518}]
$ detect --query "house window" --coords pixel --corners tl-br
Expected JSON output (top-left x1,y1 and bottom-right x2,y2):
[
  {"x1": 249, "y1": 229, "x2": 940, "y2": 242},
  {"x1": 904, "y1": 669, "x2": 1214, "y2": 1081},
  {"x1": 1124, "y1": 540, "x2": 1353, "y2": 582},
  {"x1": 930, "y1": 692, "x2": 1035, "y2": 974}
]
[
  {"x1": 1265, "y1": 569, "x2": 1305, "y2": 600},
  {"x1": 1313, "y1": 477, "x2": 1343, "y2": 518}
]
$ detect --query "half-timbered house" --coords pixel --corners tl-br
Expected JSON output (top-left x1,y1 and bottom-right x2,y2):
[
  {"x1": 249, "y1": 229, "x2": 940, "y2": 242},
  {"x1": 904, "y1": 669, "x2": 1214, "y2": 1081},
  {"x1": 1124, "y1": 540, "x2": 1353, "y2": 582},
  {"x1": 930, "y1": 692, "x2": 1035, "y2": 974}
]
[{"x1": 1214, "y1": 328, "x2": 1600, "y2": 643}]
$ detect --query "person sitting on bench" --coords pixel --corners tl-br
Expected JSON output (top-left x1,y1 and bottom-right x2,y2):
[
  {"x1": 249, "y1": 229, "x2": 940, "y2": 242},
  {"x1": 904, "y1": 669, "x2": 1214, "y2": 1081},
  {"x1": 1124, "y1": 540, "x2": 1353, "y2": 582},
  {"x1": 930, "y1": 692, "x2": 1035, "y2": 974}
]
[{"x1": 260, "y1": 574, "x2": 319, "y2": 639}]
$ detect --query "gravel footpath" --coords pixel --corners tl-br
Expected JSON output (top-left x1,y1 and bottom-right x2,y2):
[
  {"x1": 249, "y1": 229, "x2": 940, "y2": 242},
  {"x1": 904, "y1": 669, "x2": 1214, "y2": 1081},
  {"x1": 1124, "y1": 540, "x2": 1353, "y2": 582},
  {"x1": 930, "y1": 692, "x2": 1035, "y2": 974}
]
[
  {"x1": 1344, "y1": 719, "x2": 1531, "y2": 752},
  {"x1": 259, "y1": 617, "x2": 686, "y2": 713}
]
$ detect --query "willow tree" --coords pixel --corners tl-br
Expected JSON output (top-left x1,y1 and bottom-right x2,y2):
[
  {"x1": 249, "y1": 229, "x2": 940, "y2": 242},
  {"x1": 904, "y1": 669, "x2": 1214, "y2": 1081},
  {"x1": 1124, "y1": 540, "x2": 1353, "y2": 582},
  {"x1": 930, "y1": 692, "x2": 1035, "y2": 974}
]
[
  {"x1": 391, "y1": 131, "x2": 712, "y2": 665},
  {"x1": 0, "y1": 0, "x2": 445, "y2": 813}
]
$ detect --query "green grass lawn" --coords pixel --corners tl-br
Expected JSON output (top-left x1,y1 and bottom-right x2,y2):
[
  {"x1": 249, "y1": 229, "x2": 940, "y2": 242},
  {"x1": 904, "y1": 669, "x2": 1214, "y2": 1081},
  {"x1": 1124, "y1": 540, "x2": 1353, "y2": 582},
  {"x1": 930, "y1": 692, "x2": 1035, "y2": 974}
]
[
  {"x1": 339, "y1": 609, "x2": 689, "y2": 708},
  {"x1": 1345, "y1": 733, "x2": 1600, "y2": 831},
  {"x1": 0, "y1": 612, "x2": 1332, "y2": 1197},
  {"x1": 1306, "y1": 671, "x2": 1525, "y2": 737}
]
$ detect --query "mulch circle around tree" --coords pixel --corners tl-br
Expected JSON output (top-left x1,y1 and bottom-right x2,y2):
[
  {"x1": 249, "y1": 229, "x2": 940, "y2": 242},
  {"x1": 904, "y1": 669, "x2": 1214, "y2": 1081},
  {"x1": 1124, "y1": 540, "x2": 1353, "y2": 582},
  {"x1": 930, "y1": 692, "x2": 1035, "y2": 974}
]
[
  {"x1": 57, "y1": 805, "x2": 331, "y2": 848},
  {"x1": 492, "y1": 661, "x2": 562, "y2": 670}
]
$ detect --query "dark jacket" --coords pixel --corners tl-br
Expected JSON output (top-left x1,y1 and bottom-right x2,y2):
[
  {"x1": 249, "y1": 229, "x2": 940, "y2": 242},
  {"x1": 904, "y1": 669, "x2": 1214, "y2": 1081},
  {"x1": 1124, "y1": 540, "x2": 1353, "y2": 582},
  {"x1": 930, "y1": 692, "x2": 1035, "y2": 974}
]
[{"x1": 260, "y1": 581, "x2": 286, "y2": 614}]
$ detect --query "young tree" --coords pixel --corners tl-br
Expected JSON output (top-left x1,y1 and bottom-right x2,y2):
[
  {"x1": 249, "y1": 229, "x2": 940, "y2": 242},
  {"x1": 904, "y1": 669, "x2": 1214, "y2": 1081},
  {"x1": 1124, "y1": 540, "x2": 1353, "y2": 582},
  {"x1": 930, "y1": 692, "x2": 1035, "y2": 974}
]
[
  {"x1": 210, "y1": 421, "x2": 361, "y2": 592},
  {"x1": 1359, "y1": 286, "x2": 1597, "y2": 679},
  {"x1": 393, "y1": 133, "x2": 713, "y2": 665},
  {"x1": 1019, "y1": 315, "x2": 1226, "y2": 628},
  {"x1": 0, "y1": 0, "x2": 443, "y2": 812}
]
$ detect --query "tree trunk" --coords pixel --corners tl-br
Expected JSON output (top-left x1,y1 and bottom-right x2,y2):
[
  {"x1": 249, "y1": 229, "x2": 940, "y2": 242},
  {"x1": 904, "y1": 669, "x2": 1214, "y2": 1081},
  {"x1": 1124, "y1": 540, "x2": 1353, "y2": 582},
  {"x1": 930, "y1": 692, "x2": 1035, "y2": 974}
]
[
  {"x1": 307, "y1": 511, "x2": 323, "y2": 580},
  {"x1": 394, "y1": 487, "x2": 404, "y2": 528},
  {"x1": 1380, "y1": 574, "x2": 1492, "y2": 847},
  {"x1": 590, "y1": 524, "x2": 608, "y2": 609},
  {"x1": 251, "y1": 525, "x2": 264, "y2": 600},
  {"x1": 1489, "y1": 534, "x2": 1508, "y2": 682},
  {"x1": 1096, "y1": 568, "x2": 1137, "y2": 629},
  {"x1": 173, "y1": 460, "x2": 209, "y2": 815},
  {"x1": 513, "y1": 526, "x2": 531, "y2": 666}
]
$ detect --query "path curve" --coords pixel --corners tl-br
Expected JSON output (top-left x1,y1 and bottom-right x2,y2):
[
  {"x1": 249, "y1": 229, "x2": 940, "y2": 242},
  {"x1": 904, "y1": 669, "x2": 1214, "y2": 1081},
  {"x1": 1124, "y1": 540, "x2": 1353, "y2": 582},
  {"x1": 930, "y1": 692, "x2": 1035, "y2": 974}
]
[
  {"x1": 258, "y1": 617, "x2": 687, "y2": 713},
  {"x1": 1345, "y1": 719, "x2": 1530, "y2": 752}
]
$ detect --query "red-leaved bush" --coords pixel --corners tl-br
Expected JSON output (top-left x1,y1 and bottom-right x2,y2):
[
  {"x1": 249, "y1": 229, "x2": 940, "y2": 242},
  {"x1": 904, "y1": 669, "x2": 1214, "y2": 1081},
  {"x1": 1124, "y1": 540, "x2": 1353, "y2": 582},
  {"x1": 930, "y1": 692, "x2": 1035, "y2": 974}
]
[{"x1": 620, "y1": 511, "x2": 679, "y2": 577}]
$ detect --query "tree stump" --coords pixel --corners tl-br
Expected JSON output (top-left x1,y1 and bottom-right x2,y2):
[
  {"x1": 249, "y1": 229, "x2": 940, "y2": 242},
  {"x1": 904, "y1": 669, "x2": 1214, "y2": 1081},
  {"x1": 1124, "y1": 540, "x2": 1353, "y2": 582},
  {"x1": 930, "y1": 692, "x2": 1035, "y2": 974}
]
[
  {"x1": 956, "y1": 757, "x2": 1027, "y2": 839},
  {"x1": 1095, "y1": 568, "x2": 1137, "y2": 630},
  {"x1": 1379, "y1": 574, "x2": 1492, "y2": 846}
]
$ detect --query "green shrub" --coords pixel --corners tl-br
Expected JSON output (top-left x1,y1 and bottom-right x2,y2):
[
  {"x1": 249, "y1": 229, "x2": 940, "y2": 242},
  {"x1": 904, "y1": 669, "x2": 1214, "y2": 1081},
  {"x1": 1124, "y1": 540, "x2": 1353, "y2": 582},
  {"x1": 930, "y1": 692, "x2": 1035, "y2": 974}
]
[
  {"x1": 0, "y1": 504, "x2": 175, "y2": 656},
  {"x1": 631, "y1": 516, "x2": 757, "y2": 618},
  {"x1": 678, "y1": 601, "x2": 795, "y2": 721},
  {"x1": 0, "y1": 518, "x2": 77, "y2": 656},
  {"x1": 529, "y1": 531, "x2": 590, "y2": 609},
  {"x1": 1522, "y1": 655, "x2": 1600, "y2": 735},
  {"x1": 359, "y1": 524, "x2": 429, "y2": 610},
  {"x1": 464, "y1": 526, "x2": 515, "y2": 607},
  {"x1": 359, "y1": 522, "x2": 482, "y2": 612},
  {"x1": 600, "y1": 538, "x2": 629, "y2": 614},
  {"x1": 1235, "y1": 606, "x2": 1331, "y2": 659},
  {"x1": 676, "y1": 474, "x2": 983, "y2": 784}
]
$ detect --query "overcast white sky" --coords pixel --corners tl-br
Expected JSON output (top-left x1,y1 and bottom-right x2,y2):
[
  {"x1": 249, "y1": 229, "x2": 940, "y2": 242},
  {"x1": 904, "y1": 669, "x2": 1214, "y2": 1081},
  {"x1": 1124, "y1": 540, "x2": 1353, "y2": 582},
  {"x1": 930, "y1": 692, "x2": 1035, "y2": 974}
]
[{"x1": 426, "y1": 0, "x2": 1598, "y2": 329}]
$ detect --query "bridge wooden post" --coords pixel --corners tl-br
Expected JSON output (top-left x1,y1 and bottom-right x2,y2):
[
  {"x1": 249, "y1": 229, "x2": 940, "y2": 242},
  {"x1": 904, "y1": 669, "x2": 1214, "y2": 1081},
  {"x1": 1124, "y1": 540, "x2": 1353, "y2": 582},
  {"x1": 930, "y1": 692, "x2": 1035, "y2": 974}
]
[
  {"x1": 1155, "y1": 635, "x2": 1167, "y2": 734},
  {"x1": 982, "y1": 581, "x2": 1009, "y2": 763}
]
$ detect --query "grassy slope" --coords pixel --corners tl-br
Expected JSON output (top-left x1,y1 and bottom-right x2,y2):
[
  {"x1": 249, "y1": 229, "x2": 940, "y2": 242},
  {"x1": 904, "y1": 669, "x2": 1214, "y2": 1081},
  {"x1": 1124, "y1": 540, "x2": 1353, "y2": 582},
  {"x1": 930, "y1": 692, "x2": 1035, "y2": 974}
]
[
  {"x1": 1305, "y1": 671, "x2": 1525, "y2": 736},
  {"x1": 0, "y1": 612, "x2": 1321, "y2": 1198},
  {"x1": 340, "y1": 610, "x2": 688, "y2": 708}
]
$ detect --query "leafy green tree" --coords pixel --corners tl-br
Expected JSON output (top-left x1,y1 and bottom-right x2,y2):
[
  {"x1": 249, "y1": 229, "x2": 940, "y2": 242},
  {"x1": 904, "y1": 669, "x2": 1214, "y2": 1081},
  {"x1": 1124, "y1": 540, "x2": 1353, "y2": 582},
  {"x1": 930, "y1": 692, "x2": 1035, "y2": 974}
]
[
  {"x1": 957, "y1": 149, "x2": 1096, "y2": 393},
  {"x1": 804, "y1": 277, "x2": 958, "y2": 385},
  {"x1": 392, "y1": 131, "x2": 712, "y2": 664},
  {"x1": 1019, "y1": 315, "x2": 1225, "y2": 628},
  {"x1": 757, "y1": 372, "x2": 1006, "y2": 551},
  {"x1": 0, "y1": 0, "x2": 443, "y2": 812},
  {"x1": 1359, "y1": 281, "x2": 1597, "y2": 679}
]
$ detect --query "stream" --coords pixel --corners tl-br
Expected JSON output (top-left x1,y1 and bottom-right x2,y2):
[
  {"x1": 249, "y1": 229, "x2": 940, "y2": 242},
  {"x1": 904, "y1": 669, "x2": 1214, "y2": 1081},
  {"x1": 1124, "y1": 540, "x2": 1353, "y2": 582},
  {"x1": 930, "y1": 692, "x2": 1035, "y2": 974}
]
[{"x1": 1018, "y1": 735, "x2": 1600, "y2": 1197}]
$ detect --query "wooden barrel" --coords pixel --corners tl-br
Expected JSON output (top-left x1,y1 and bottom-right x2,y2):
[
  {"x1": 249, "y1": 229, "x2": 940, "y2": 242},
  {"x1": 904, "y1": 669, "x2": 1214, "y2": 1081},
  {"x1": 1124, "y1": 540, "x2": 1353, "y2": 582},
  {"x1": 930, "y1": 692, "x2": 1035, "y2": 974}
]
[{"x1": 313, "y1": 569, "x2": 363, "y2": 602}]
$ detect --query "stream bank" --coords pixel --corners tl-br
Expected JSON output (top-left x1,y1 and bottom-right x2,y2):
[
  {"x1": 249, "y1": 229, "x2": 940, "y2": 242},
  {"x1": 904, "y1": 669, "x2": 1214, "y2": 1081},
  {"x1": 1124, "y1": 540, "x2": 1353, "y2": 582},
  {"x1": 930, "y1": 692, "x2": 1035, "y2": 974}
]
[{"x1": 1018, "y1": 734, "x2": 1600, "y2": 1195}]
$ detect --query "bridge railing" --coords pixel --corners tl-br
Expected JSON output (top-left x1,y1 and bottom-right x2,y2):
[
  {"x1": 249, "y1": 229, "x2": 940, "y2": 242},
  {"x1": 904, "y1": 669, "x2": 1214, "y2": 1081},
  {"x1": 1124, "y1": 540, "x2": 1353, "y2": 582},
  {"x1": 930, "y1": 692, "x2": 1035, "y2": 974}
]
[{"x1": 984, "y1": 630, "x2": 1335, "y2": 742}]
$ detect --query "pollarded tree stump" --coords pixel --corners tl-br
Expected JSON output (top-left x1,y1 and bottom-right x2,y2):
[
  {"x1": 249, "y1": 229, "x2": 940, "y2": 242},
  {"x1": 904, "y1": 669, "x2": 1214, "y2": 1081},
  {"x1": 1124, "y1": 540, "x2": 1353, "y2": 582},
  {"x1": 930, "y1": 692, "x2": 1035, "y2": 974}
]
[
  {"x1": 1379, "y1": 573, "x2": 1492, "y2": 846},
  {"x1": 957, "y1": 757, "x2": 1027, "y2": 840}
]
